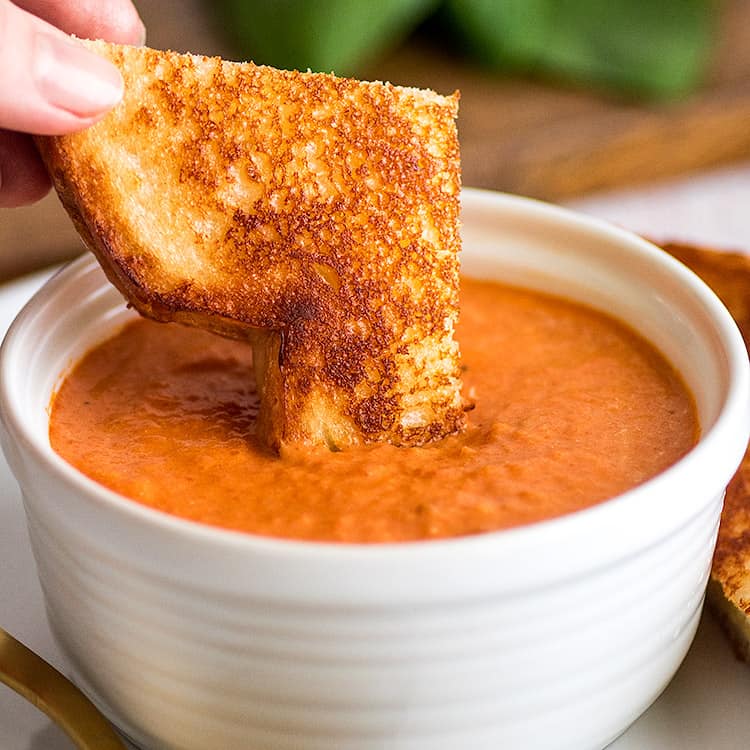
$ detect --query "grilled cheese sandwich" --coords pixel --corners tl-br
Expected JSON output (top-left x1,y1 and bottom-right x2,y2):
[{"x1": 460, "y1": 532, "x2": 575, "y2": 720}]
[{"x1": 37, "y1": 40, "x2": 466, "y2": 451}]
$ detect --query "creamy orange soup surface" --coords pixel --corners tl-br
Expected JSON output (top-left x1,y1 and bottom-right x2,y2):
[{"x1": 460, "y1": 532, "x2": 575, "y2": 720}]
[{"x1": 49, "y1": 277, "x2": 699, "y2": 543}]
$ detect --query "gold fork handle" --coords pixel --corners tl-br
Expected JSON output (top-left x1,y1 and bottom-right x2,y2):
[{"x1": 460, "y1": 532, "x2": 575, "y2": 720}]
[{"x1": 0, "y1": 627, "x2": 126, "y2": 749}]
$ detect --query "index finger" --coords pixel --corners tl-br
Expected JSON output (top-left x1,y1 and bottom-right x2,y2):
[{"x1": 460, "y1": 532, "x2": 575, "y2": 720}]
[{"x1": 14, "y1": 0, "x2": 145, "y2": 45}]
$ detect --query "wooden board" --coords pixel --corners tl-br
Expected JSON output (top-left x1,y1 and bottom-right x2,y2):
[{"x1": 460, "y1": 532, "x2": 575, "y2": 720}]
[
  {"x1": 364, "y1": 0, "x2": 750, "y2": 200},
  {"x1": 1, "y1": 0, "x2": 749, "y2": 281}
]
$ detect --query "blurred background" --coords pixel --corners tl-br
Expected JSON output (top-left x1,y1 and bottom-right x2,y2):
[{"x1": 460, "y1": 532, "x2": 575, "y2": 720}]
[{"x1": 1, "y1": 0, "x2": 749, "y2": 280}]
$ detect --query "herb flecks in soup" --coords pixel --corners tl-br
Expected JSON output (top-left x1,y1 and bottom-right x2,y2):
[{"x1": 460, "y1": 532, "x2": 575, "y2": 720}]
[{"x1": 49, "y1": 278, "x2": 698, "y2": 543}]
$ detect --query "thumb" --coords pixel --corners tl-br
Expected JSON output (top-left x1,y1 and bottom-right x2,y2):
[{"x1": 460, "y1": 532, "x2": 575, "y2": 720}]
[{"x1": 0, "y1": 0, "x2": 124, "y2": 136}]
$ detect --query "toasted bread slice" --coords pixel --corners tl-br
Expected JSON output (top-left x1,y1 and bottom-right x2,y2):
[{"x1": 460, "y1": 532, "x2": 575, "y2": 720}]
[
  {"x1": 708, "y1": 448, "x2": 750, "y2": 662},
  {"x1": 36, "y1": 40, "x2": 465, "y2": 451},
  {"x1": 661, "y1": 241, "x2": 750, "y2": 660}
]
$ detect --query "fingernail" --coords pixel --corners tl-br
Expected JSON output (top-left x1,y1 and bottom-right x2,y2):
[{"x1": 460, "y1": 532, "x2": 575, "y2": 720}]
[{"x1": 34, "y1": 34, "x2": 123, "y2": 118}]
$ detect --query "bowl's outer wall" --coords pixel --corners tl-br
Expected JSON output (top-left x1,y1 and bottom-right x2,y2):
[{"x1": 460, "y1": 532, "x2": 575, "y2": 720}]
[{"x1": 1, "y1": 189, "x2": 748, "y2": 749}]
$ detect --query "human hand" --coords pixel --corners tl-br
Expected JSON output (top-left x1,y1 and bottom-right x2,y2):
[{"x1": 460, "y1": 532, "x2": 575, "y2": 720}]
[{"x1": 0, "y1": 0, "x2": 145, "y2": 207}]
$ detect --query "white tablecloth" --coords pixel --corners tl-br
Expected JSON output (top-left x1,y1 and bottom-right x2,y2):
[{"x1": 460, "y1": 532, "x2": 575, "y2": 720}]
[{"x1": 569, "y1": 161, "x2": 750, "y2": 251}]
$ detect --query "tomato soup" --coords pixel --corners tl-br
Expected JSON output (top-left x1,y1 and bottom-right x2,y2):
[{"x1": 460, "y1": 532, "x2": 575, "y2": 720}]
[{"x1": 49, "y1": 278, "x2": 698, "y2": 543}]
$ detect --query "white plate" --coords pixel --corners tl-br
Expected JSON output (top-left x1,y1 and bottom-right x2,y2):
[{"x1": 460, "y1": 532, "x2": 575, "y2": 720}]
[{"x1": 1, "y1": 258, "x2": 749, "y2": 749}]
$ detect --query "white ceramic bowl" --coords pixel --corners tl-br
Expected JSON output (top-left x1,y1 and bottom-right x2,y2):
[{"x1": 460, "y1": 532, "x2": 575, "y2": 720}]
[{"x1": 1, "y1": 189, "x2": 748, "y2": 750}]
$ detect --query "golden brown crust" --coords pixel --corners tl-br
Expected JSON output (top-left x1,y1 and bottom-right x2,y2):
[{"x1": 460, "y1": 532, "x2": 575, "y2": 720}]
[
  {"x1": 659, "y1": 240, "x2": 750, "y2": 658},
  {"x1": 662, "y1": 242, "x2": 750, "y2": 350},
  {"x1": 36, "y1": 40, "x2": 465, "y2": 450},
  {"x1": 709, "y1": 455, "x2": 750, "y2": 603}
]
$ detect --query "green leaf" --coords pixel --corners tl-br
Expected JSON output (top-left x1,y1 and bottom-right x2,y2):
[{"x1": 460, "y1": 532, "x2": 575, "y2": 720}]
[
  {"x1": 443, "y1": 0, "x2": 718, "y2": 99},
  {"x1": 215, "y1": 0, "x2": 440, "y2": 75}
]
